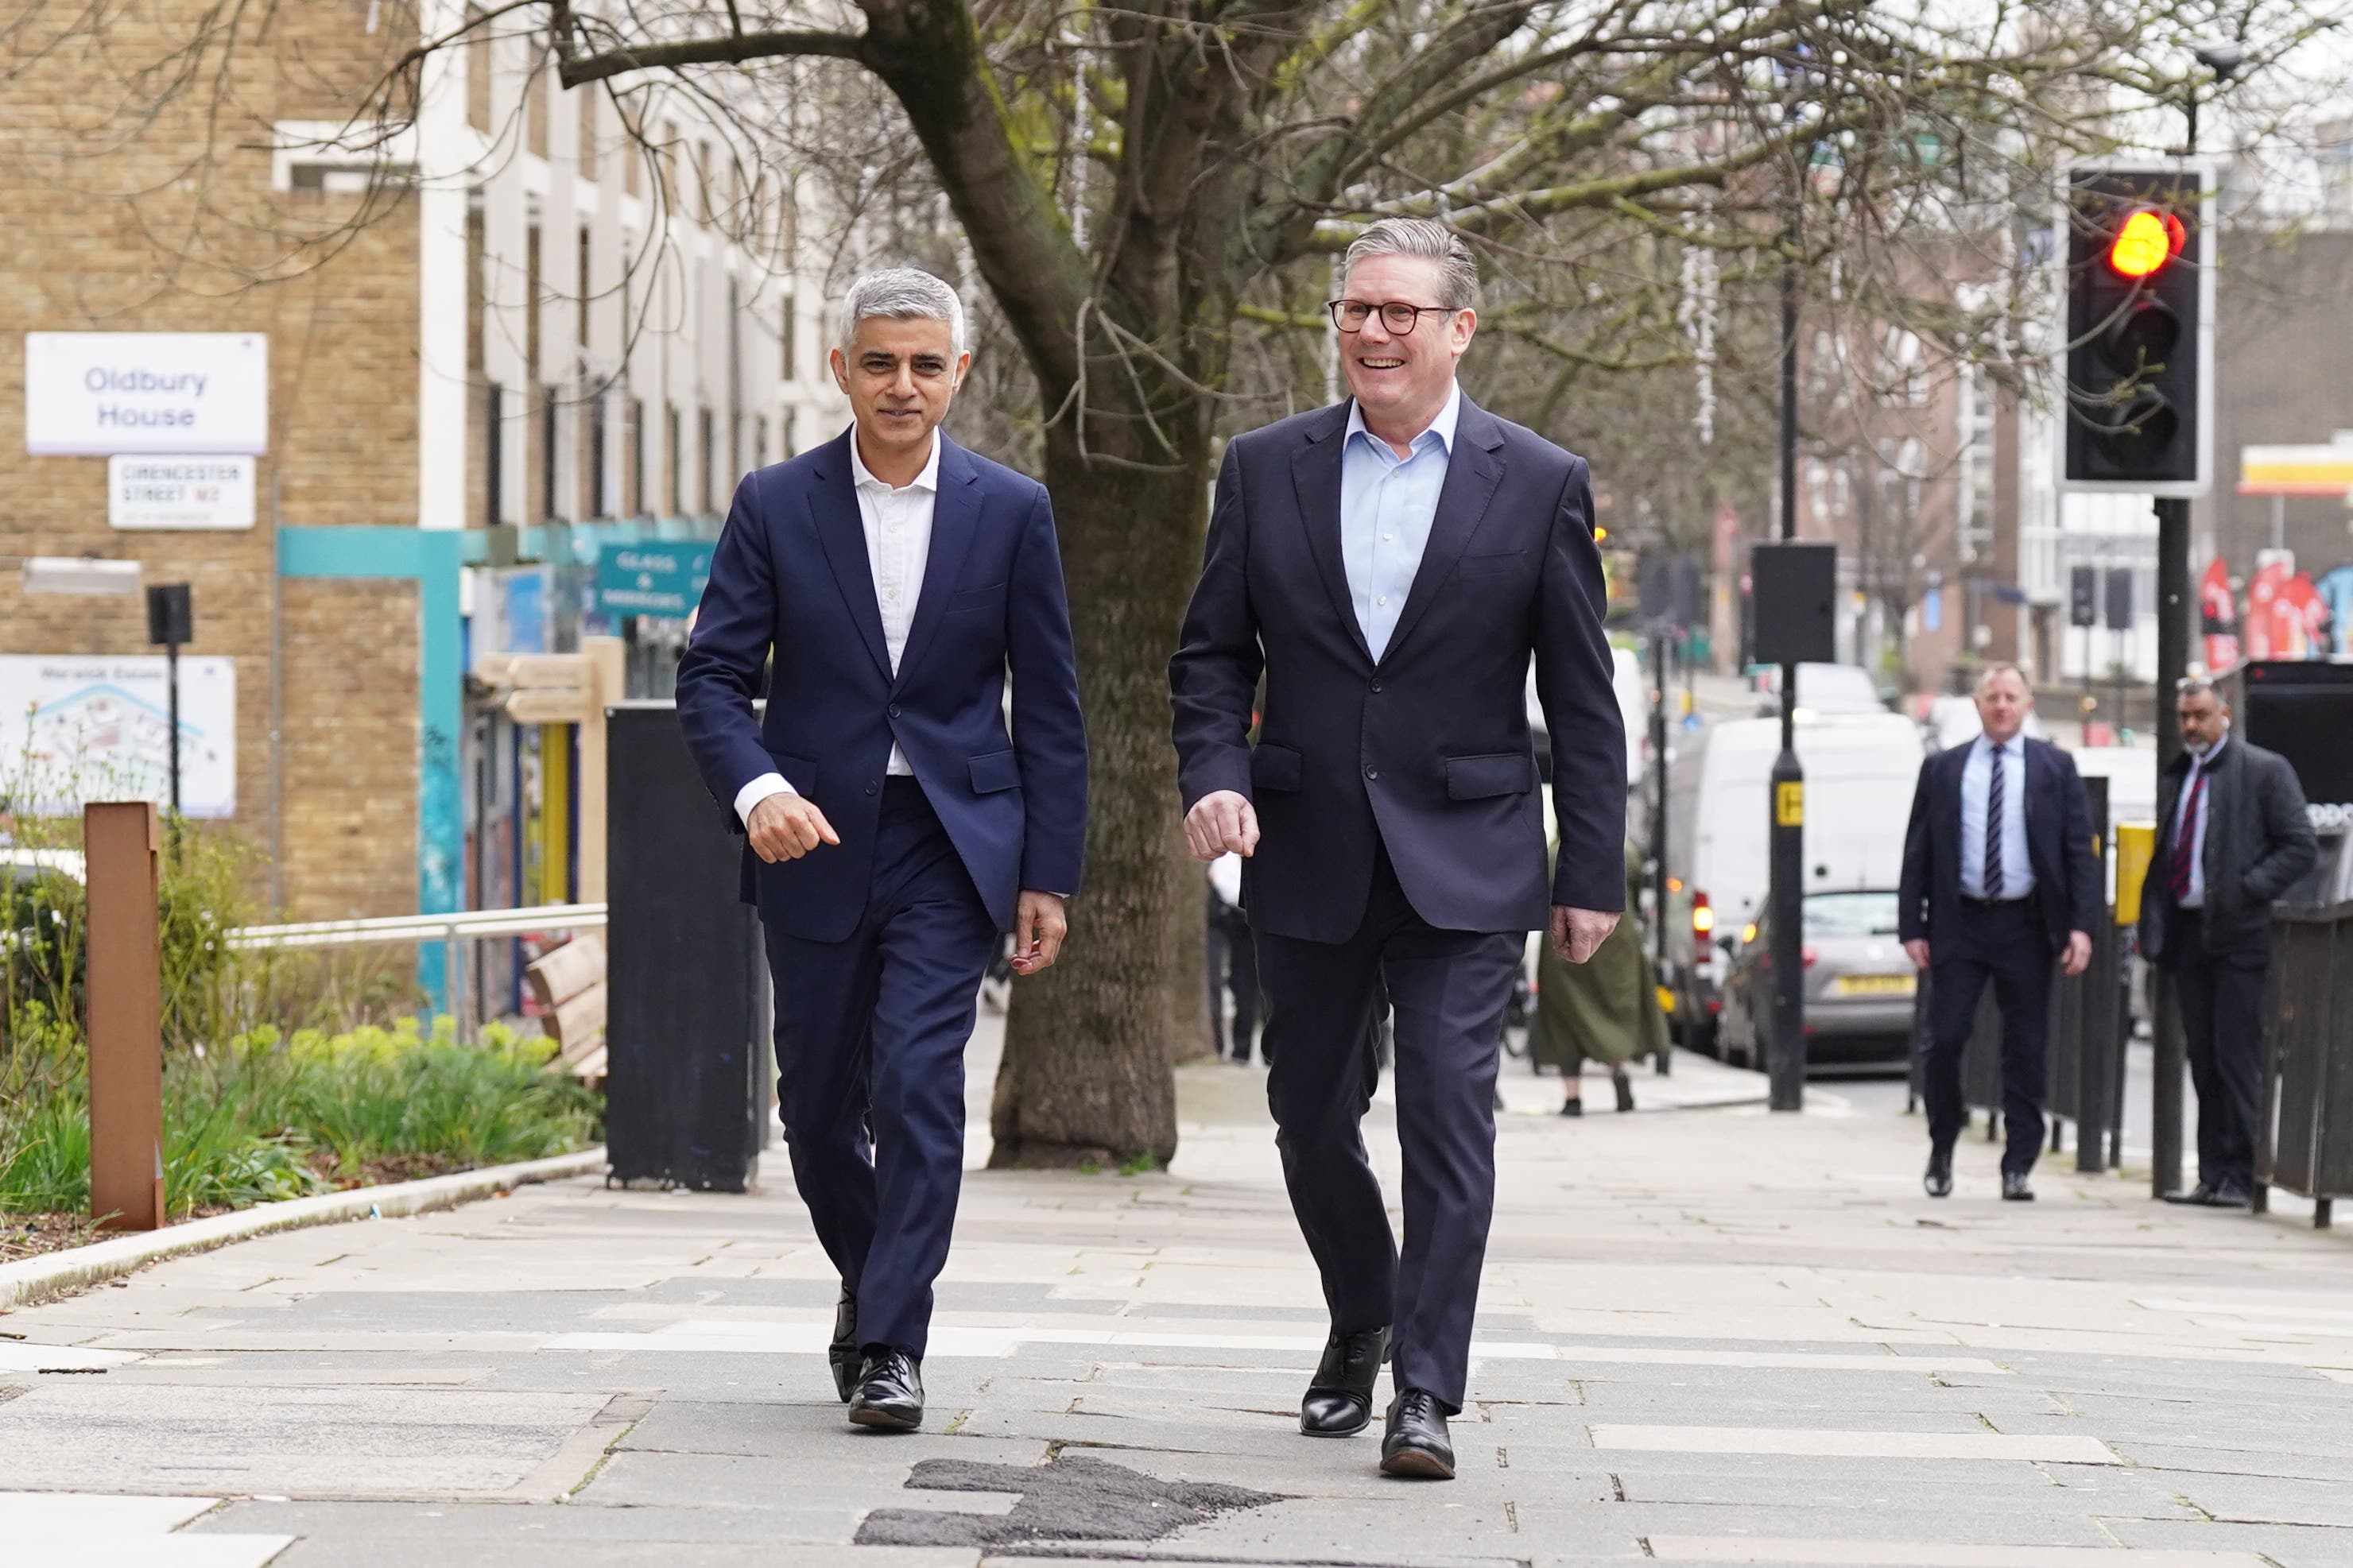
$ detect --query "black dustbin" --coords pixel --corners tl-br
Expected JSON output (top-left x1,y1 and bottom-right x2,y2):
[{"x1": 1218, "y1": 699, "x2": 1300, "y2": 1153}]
[{"x1": 603, "y1": 699, "x2": 768, "y2": 1191}]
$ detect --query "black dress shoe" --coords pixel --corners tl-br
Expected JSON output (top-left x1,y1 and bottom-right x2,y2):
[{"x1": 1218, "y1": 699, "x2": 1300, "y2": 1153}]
[
  {"x1": 1301, "y1": 1326, "x2": 1391, "y2": 1437},
  {"x1": 2205, "y1": 1179, "x2": 2254, "y2": 1210},
  {"x1": 829, "y1": 1285, "x2": 861, "y2": 1403},
  {"x1": 1924, "y1": 1148, "x2": 1953, "y2": 1199},
  {"x1": 1379, "y1": 1388, "x2": 1456, "y2": 1480},
  {"x1": 847, "y1": 1349, "x2": 924, "y2": 1431},
  {"x1": 1558, "y1": 1098, "x2": 1584, "y2": 1117},
  {"x1": 2163, "y1": 1183, "x2": 2219, "y2": 1206},
  {"x1": 1614, "y1": 1072, "x2": 1636, "y2": 1113},
  {"x1": 2002, "y1": 1171, "x2": 2035, "y2": 1202}
]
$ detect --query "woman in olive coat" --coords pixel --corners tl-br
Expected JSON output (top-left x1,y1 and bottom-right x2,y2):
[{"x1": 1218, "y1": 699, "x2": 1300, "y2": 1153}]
[{"x1": 1531, "y1": 839, "x2": 1669, "y2": 1113}]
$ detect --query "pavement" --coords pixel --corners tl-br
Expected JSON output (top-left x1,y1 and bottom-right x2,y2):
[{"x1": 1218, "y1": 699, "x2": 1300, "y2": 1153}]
[{"x1": 4, "y1": 1016, "x2": 2352, "y2": 1567}]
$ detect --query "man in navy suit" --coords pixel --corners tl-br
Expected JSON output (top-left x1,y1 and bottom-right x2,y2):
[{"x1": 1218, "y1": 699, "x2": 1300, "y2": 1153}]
[
  {"x1": 1169, "y1": 218, "x2": 1626, "y2": 1481},
  {"x1": 676, "y1": 269, "x2": 1087, "y2": 1432},
  {"x1": 1898, "y1": 663, "x2": 2096, "y2": 1202}
]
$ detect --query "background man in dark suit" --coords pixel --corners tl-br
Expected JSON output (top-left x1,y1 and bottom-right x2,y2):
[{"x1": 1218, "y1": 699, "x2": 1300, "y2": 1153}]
[
  {"x1": 2144, "y1": 678, "x2": 2316, "y2": 1209},
  {"x1": 1899, "y1": 663, "x2": 2097, "y2": 1203},
  {"x1": 676, "y1": 269, "x2": 1087, "y2": 1432},
  {"x1": 1169, "y1": 217, "x2": 1626, "y2": 1481}
]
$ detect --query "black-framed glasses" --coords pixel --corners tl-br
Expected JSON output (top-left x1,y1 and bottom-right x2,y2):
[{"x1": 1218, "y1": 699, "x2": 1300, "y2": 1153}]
[{"x1": 1325, "y1": 298, "x2": 1456, "y2": 335}]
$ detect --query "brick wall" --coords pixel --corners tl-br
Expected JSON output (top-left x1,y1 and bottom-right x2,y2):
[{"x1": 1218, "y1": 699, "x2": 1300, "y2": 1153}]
[{"x1": 0, "y1": 2, "x2": 425, "y2": 918}]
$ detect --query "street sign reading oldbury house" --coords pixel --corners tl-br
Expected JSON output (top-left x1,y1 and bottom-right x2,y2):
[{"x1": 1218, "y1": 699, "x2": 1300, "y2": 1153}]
[
  {"x1": 595, "y1": 542, "x2": 712, "y2": 618},
  {"x1": 24, "y1": 333, "x2": 269, "y2": 455}
]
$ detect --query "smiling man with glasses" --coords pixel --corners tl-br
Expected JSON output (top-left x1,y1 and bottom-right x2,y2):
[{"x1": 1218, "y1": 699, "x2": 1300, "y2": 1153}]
[{"x1": 1170, "y1": 216, "x2": 1626, "y2": 1480}]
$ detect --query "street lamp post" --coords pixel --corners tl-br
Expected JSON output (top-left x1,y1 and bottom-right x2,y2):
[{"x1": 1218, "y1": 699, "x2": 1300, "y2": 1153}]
[{"x1": 1767, "y1": 110, "x2": 1808, "y2": 1113}]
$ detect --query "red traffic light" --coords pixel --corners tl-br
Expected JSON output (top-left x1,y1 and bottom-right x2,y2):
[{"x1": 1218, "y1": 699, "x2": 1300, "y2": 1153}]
[{"x1": 2107, "y1": 208, "x2": 2184, "y2": 279}]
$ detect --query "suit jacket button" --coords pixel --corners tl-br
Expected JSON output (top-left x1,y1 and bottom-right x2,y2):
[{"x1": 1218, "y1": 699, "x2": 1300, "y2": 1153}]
[
  {"x1": 1370, "y1": 679, "x2": 1384, "y2": 694},
  {"x1": 1365, "y1": 766, "x2": 1380, "y2": 781},
  {"x1": 865, "y1": 781, "x2": 878, "y2": 796},
  {"x1": 888, "y1": 703, "x2": 902, "y2": 718}
]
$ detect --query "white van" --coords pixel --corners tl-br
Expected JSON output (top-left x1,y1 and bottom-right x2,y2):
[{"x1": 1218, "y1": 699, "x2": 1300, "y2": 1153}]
[
  {"x1": 1663, "y1": 712, "x2": 1927, "y2": 1053},
  {"x1": 1526, "y1": 646, "x2": 1649, "y2": 790}
]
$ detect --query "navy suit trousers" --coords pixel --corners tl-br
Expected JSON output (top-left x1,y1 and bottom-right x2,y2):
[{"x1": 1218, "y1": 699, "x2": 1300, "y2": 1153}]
[
  {"x1": 762, "y1": 777, "x2": 997, "y2": 1359},
  {"x1": 1255, "y1": 841, "x2": 1522, "y2": 1411},
  {"x1": 1921, "y1": 899, "x2": 2053, "y2": 1175}
]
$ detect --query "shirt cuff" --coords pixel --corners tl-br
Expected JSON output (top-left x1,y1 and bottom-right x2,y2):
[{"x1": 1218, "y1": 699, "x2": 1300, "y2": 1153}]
[{"x1": 735, "y1": 772, "x2": 795, "y2": 825}]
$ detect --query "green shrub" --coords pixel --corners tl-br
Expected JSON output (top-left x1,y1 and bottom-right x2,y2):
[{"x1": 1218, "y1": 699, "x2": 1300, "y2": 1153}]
[{"x1": 0, "y1": 1016, "x2": 600, "y2": 1222}]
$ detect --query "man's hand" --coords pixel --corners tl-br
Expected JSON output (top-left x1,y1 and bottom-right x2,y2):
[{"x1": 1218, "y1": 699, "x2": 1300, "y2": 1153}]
[
  {"x1": 1184, "y1": 790, "x2": 1259, "y2": 861},
  {"x1": 1903, "y1": 939, "x2": 1931, "y2": 970},
  {"x1": 1010, "y1": 892, "x2": 1068, "y2": 976},
  {"x1": 1549, "y1": 906, "x2": 1621, "y2": 963},
  {"x1": 746, "y1": 793, "x2": 840, "y2": 863},
  {"x1": 2062, "y1": 929, "x2": 2092, "y2": 977}
]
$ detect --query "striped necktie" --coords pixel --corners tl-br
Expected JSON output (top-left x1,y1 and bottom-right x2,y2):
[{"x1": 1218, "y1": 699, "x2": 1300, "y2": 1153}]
[{"x1": 1983, "y1": 742, "x2": 2005, "y2": 900}]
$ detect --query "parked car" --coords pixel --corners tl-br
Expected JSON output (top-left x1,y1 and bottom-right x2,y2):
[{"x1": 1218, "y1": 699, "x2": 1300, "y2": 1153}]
[
  {"x1": 1718, "y1": 889, "x2": 1917, "y2": 1073},
  {"x1": 1661, "y1": 711, "x2": 1925, "y2": 1055},
  {"x1": 1749, "y1": 662, "x2": 1887, "y2": 717}
]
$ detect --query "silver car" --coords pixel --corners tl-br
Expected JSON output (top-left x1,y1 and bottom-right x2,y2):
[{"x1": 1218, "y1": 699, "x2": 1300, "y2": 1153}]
[{"x1": 1719, "y1": 889, "x2": 1917, "y2": 1074}]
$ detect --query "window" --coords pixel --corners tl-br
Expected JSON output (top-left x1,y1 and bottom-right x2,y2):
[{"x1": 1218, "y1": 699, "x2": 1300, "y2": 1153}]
[
  {"x1": 576, "y1": 89, "x2": 599, "y2": 180},
  {"x1": 465, "y1": 6, "x2": 491, "y2": 133},
  {"x1": 754, "y1": 416, "x2": 768, "y2": 473},
  {"x1": 588, "y1": 397, "x2": 609, "y2": 518},
  {"x1": 626, "y1": 397, "x2": 645, "y2": 516},
  {"x1": 780, "y1": 294, "x2": 797, "y2": 382},
  {"x1": 665, "y1": 402, "x2": 681, "y2": 515},
  {"x1": 484, "y1": 382, "x2": 505, "y2": 528},
  {"x1": 540, "y1": 385, "x2": 559, "y2": 522},
  {"x1": 698, "y1": 405, "x2": 715, "y2": 513},
  {"x1": 576, "y1": 226, "x2": 591, "y2": 347}
]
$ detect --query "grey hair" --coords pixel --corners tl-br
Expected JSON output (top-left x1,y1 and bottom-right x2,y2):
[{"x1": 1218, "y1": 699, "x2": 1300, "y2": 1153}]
[
  {"x1": 2177, "y1": 676, "x2": 2231, "y2": 707},
  {"x1": 836, "y1": 267, "x2": 966, "y2": 357},
  {"x1": 1974, "y1": 660, "x2": 2029, "y2": 695},
  {"x1": 1342, "y1": 218, "x2": 1481, "y2": 311}
]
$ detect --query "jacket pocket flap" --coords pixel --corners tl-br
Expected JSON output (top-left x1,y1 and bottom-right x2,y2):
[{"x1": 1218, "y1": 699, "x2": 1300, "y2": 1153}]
[
  {"x1": 948, "y1": 580, "x2": 1009, "y2": 612},
  {"x1": 969, "y1": 750, "x2": 1022, "y2": 793},
  {"x1": 1445, "y1": 752, "x2": 1533, "y2": 800},
  {"x1": 1250, "y1": 743, "x2": 1303, "y2": 792},
  {"x1": 1455, "y1": 550, "x2": 1525, "y2": 578}
]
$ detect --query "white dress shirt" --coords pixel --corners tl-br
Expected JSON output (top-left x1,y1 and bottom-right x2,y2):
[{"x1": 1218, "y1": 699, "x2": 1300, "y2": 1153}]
[
  {"x1": 734, "y1": 431, "x2": 941, "y2": 824},
  {"x1": 2171, "y1": 734, "x2": 2227, "y2": 909},
  {"x1": 1958, "y1": 734, "x2": 2036, "y2": 900},
  {"x1": 1339, "y1": 383, "x2": 1461, "y2": 660}
]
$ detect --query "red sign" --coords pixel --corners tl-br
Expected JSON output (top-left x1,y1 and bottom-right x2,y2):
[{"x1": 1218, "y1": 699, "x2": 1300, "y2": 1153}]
[{"x1": 2199, "y1": 556, "x2": 2239, "y2": 673}]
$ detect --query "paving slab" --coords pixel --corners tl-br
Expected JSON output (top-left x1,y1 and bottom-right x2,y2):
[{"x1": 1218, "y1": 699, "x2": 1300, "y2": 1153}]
[{"x1": 5, "y1": 1024, "x2": 2352, "y2": 1564}]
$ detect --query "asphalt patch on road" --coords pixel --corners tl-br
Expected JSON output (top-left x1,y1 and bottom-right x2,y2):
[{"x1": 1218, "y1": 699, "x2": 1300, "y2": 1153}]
[{"x1": 855, "y1": 1453, "x2": 1279, "y2": 1547}]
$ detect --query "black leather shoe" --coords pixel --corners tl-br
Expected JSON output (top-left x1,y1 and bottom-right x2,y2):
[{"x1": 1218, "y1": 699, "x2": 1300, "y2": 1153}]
[
  {"x1": 2163, "y1": 1183, "x2": 2219, "y2": 1206},
  {"x1": 2002, "y1": 1171, "x2": 2035, "y2": 1202},
  {"x1": 1301, "y1": 1326, "x2": 1391, "y2": 1436},
  {"x1": 1614, "y1": 1072, "x2": 1636, "y2": 1113},
  {"x1": 847, "y1": 1349, "x2": 924, "y2": 1431},
  {"x1": 1558, "y1": 1098, "x2": 1584, "y2": 1117},
  {"x1": 1924, "y1": 1148, "x2": 1952, "y2": 1199},
  {"x1": 829, "y1": 1285, "x2": 860, "y2": 1403},
  {"x1": 1379, "y1": 1388, "x2": 1456, "y2": 1479},
  {"x1": 2205, "y1": 1179, "x2": 2254, "y2": 1210}
]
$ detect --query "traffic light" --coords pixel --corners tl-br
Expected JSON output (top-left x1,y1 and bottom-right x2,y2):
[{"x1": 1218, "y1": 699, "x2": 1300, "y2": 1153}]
[
  {"x1": 2069, "y1": 566, "x2": 2098, "y2": 629},
  {"x1": 2058, "y1": 163, "x2": 2214, "y2": 495}
]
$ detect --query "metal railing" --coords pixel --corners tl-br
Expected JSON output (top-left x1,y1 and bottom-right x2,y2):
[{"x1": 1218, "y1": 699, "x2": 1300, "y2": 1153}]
[{"x1": 224, "y1": 902, "x2": 608, "y2": 1043}]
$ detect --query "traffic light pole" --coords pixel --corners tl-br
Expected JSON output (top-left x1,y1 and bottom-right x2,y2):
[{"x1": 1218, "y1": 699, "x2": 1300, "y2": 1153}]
[
  {"x1": 1769, "y1": 191, "x2": 1807, "y2": 1114},
  {"x1": 2151, "y1": 493, "x2": 2190, "y2": 1198}
]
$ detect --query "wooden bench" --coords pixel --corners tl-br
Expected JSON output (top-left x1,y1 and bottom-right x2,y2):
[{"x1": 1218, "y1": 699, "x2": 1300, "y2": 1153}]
[{"x1": 524, "y1": 934, "x2": 607, "y2": 1082}]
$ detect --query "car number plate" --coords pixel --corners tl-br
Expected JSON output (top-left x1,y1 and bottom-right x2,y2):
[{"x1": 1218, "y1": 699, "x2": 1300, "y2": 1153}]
[{"x1": 1835, "y1": 973, "x2": 1917, "y2": 996}]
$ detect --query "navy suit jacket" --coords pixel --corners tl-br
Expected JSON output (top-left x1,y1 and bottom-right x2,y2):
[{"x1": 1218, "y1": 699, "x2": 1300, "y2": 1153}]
[
  {"x1": 675, "y1": 429, "x2": 1087, "y2": 942},
  {"x1": 1169, "y1": 395, "x2": 1626, "y2": 943},
  {"x1": 1898, "y1": 737, "x2": 2099, "y2": 958}
]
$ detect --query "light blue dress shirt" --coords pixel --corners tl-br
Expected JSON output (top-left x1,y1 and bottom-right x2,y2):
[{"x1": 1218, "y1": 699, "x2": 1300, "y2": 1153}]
[
  {"x1": 2171, "y1": 735, "x2": 2226, "y2": 908},
  {"x1": 1959, "y1": 734, "x2": 2036, "y2": 900},
  {"x1": 1339, "y1": 383, "x2": 1461, "y2": 660}
]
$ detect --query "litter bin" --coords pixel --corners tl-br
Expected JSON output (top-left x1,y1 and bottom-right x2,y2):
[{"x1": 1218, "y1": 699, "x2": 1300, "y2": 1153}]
[{"x1": 2257, "y1": 900, "x2": 2353, "y2": 1228}]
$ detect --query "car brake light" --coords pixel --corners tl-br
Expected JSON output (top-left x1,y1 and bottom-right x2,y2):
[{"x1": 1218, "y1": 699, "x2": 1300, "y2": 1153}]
[{"x1": 1803, "y1": 944, "x2": 1818, "y2": 968}]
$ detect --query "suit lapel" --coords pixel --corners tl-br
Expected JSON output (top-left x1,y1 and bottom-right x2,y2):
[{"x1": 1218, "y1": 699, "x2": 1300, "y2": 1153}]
[
  {"x1": 894, "y1": 435, "x2": 981, "y2": 685},
  {"x1": 808, "y1": 431, "x2": 892, "y2": 681},
  {"x1": 1289, "y1": 402, "x2": 1370, "y2": 664},
  {"x1": 1382, "y1": 397, "x2": 1506, "y2": 664}
]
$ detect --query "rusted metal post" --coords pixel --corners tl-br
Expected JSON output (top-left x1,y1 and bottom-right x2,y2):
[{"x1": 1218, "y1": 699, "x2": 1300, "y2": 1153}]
[{"x1": 86, "y1": 800, "x2": 165, "y2": 1231}]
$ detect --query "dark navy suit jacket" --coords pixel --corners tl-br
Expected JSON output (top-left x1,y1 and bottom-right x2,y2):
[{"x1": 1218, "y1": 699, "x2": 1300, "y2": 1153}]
[
  {"x1": 676, "y1": 429, "x2": 1087, "y2": 942},
  {"x1": 1169, "y1": 395, "x2": 1626, "y2": 943},
  {"x1": 1898, "y1": 737, "x2": 2099, "y2": 958}
]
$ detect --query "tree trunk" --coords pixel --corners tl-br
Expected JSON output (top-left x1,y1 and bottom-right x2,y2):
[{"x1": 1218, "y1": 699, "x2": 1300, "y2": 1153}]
[{"x1": 989, "y1": 427, "x2": 1210, "y2": 1167}]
